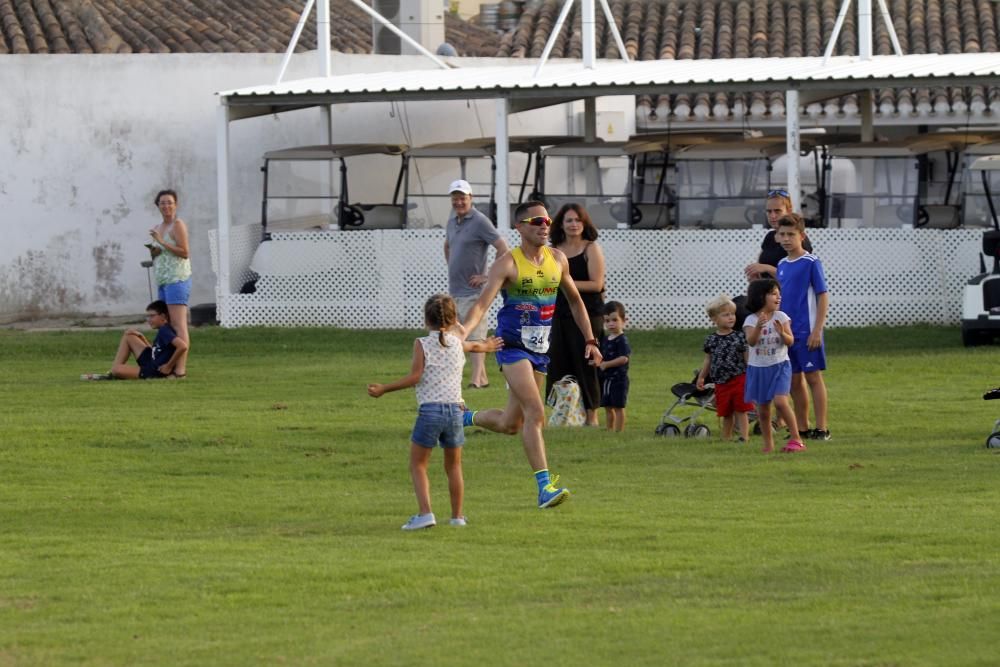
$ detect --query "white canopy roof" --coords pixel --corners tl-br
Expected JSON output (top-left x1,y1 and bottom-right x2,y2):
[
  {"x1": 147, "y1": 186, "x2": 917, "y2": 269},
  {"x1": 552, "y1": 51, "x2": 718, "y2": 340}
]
[{"x1": 219, "y1": 53, "x2": 1000, "y2": 118}]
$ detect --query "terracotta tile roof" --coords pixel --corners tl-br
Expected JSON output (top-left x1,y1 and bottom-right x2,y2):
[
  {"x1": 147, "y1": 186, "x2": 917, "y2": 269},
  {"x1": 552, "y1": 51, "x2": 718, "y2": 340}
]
[
  {"x1": 497, "y1": 0, "x2": 1000, "y2": 121},
  {"x1": 0, "y1": 0, "x2": 499, "y2": 56}
]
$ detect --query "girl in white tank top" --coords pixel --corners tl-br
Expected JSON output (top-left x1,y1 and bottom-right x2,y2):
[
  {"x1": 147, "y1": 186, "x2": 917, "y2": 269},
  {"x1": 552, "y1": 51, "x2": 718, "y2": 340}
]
[{"x1": 366, "y1": 294, "x2": 503, "y2": 531}]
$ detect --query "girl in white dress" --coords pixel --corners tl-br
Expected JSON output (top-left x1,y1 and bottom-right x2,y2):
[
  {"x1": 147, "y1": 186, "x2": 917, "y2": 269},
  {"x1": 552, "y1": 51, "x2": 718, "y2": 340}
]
[{"x1": 743, "y1": 279, "x2": 804, "y2": 454}]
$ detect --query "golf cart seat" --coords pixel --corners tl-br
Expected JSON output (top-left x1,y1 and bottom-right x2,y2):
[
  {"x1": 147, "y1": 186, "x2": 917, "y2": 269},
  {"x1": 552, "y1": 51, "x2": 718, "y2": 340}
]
[
  {"x1": 874, "y1": 204, "x2": 911, "y2": 228},
  {"x1": 919, "y1": 205, "x2": 960, "y2": 229},
  {"x1": 710, "y1": 206, "x2": 755, "y2": 229},
  {"x1": 265, "y1": 214, "x2": 332, "y2": 232},
  {"x1": 336, "y1": 203, "x2": 406, "y2": 230}
]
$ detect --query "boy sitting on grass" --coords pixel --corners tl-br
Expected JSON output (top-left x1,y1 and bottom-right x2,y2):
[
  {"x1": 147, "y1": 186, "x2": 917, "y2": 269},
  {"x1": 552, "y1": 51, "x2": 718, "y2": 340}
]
[{"x1": 82, "y1": 300, "x2": 188, "y2": 380}]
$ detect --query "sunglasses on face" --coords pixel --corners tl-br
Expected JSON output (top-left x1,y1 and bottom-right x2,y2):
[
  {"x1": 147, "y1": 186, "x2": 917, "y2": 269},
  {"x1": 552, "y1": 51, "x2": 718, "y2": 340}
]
[
  {"x1": 518, "y1": 216, "x2": 552, "y2": 227},
  {"x1": 767, "y1": 189, "x2": 790, "y2": 198}
]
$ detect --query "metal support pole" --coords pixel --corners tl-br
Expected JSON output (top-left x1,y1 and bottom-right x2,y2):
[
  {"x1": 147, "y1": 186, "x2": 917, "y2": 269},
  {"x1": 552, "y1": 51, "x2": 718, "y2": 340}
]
[
  {"x1": 276, "y1": 0, "x2": 316, "y2": 84},
  {"x1": 876, "y1": 0, "x2": 903, "y2": 55},
  {"x1": 533, "y1": 0, "x2": 575, "y2": 77},
  {"x1": 215, "y1": 103, "x2": 232, "y2": 321},
  {"x1": 858, "y1": 0, "x2": 872, "y2": 60},
  {"x1": 495, "y1": 98, "x2": 511, "y2": 230},
  {"x1": 582, "y1": 0, "x2": 596, "y2": 68},
  {"x1": 347, "y1": 0, "x2": 449, "y2": 69},
  {"x1": 823, "y1": 0, "x2": 852, "y2": 64},
  {"x1": 785, "y1": 90, "x2": 802, "y2": 214},
  {"x1": 596, "y1": 0, "x2": 629, "y2": 63}
]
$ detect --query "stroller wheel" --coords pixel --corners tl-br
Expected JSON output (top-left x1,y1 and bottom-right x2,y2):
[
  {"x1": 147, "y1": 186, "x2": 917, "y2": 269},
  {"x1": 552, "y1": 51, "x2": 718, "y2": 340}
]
[
  {"x1": 986, "y1": 431, "x2": 1000, "y2": 449},
  {"x1": 655, "y1": 423, "x2": 681, "y2": 437},
  {"x1": 685, "y1": 424, "x2": 711, "y2": 439}
]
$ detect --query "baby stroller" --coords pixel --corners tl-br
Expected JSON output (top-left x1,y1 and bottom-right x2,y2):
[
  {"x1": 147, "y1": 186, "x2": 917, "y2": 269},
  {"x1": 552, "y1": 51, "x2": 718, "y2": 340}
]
[
  {"x1": 984, "y1": 387, "x2": 1000, "y2": 448},
  {"x1": 654, "y1": 370, "x2": 716, "y2": 438}
]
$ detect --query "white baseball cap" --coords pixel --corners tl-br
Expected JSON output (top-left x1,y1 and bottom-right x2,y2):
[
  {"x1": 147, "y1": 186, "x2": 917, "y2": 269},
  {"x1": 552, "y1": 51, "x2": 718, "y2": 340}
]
[{"x1": 448, "y1": 179, "x2": 472, "y2": 195}]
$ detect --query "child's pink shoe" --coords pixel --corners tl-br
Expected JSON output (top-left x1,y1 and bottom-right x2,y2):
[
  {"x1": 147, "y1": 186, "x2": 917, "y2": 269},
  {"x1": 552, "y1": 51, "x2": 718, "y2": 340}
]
[
  {"x1": 781, "y1": 440, "x2": 807, "y2": 453},
  {"x1": 761, "y1": 444, "x2": 774, "y2": 453}
]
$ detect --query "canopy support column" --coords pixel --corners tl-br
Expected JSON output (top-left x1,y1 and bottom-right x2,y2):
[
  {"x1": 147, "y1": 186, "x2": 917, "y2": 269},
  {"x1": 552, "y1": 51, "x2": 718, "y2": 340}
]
[
  {"x1": 785, "y1": 89, "x2": 801, "y2": 213},
  {"x1": 215, "y1": 102, "x2": 233, "y2": 324},
  {"x1": 496, "y1": 98, "x2": 511, "y2": 230}
]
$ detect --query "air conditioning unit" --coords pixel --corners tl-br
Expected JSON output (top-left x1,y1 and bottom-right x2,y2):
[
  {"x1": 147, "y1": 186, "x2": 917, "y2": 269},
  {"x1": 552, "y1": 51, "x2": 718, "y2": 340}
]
[{"x1": 372, "y1": 0, "x2": 445, "y2": 55}]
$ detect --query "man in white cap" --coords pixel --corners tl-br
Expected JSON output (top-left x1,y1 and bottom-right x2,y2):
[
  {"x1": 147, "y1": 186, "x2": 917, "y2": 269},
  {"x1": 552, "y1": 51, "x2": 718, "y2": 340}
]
[{"x1": 444, "y1": 179, "x2": 509, "y2": 389}]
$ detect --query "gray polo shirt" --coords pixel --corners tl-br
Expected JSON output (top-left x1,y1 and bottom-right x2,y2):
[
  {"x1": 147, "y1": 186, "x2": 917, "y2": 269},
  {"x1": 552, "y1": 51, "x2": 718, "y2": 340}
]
[{"x1": 446, "y1": 207, "x2": 501, "y2": 298}]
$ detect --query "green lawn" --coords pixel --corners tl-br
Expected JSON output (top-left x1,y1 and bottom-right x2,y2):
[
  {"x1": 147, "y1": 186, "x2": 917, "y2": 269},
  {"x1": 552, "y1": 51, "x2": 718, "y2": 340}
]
[{"x1": 1, "y1": 325, "x2": 998, "y2": 666}]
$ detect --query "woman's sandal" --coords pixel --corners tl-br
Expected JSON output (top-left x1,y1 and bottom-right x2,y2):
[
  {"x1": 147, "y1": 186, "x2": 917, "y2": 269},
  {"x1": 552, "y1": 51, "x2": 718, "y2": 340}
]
[{"x1": 168, "y1": 372, "x2": 187, "y2": 380}]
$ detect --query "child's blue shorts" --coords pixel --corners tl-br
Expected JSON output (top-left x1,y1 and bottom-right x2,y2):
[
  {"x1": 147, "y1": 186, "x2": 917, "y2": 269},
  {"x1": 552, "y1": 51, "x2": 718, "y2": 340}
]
[
  {"x1": 744, "y1": 360, "x2": 792, "y2": 404},
  {"x1": 411, "y1": 403, "x2": 465, "y2": 449},
  {"x1": 158, "y1": 278, "x2": 192, "y2": 306},
  {"x1": 787, "y1": 339, "x2": 826, "y2": 373},
  {"x1": 600, "y1": 376, "x2": 629, "y2": 408},
  {"x1": 136, "y1": 348, "x2": 166, "y2": 379}
]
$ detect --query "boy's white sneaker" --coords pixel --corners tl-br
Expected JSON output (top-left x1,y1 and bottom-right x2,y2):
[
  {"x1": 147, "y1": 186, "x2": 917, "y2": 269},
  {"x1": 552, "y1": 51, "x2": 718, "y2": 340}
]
[
  {"x1": 449, "y1": 516, "x2": 467, "y2": 527},
  {"x1": 401, "y1": 513, "x2": 436, "y2": 531}
]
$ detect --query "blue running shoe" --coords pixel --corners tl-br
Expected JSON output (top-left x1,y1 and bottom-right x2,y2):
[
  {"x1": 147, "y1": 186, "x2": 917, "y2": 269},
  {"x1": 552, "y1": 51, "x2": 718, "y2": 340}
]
[
  {"x1": 462, "y1": 409, "x2": 477, "y2": 427},
  {"x1": 537, "y1": 476, "x2": 570, "y2": 509}
]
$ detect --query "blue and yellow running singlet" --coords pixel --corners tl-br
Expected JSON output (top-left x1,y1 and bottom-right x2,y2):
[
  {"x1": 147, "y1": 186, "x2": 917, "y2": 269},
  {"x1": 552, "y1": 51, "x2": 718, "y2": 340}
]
[{"x1": 495, "y1": 246, "x2": 562, "y2": 353}]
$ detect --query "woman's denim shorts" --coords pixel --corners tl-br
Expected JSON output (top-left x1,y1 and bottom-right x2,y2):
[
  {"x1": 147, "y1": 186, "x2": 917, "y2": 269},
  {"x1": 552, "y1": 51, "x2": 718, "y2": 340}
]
[
  {"x1": 411, "y1": 402, "x2": 465, "y2": 449},
  {"x1": 158, "y1": 277, "x2": 192, "y2": 306}
]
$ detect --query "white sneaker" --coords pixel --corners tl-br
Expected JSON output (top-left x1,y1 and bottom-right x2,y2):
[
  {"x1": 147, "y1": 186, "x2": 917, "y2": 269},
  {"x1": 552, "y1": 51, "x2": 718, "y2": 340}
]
[
  {"x1": 401, "y1": 513, "x2": 436, "y2": 531},
  {"x1": 449, "y1": 516, "x2": 467, "y2": 526}
]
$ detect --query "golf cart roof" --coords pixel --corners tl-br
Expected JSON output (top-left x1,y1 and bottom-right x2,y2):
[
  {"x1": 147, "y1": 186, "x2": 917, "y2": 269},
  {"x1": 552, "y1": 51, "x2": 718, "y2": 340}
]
[
  {"x1": 672, "y1": 137, "x2": 793, "y2": 160},
  {"x1": 624, "y1": 130, "x2": 762, "y2": 155},
  {"x1": 263, "y1": 144, "x2": 408, "y2": 160},
  {"x1": 962, "y1": 140, "x2": 1000, "y2": 156},
  {"x1": 970, "y1": 154, "x2": 1000, "y2": 171},
  {"x1": 406, "y1": 141, "x2": 494, "y2": 158},
  {"x1": 825, "y1": 135, "x2": 972, "y2": 158},
  {"x1": 541, "y1": 141, "x2": 629, "y2": 158},
  {"x1": 407, "y1": 135, "x2": 582, "y2": 158}
]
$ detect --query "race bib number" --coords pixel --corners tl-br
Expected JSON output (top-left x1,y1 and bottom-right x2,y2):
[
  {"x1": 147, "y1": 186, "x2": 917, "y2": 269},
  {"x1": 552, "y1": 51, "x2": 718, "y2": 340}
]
[{"x1": 521, "y1": 325, "x2": 550, "y2": 353}]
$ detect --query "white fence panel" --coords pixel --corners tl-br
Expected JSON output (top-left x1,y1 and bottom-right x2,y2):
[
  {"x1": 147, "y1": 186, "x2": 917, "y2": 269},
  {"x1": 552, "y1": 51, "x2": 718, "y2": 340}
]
[{"x1": 209, "y1": 227, "x2": 986, "y2": 329}]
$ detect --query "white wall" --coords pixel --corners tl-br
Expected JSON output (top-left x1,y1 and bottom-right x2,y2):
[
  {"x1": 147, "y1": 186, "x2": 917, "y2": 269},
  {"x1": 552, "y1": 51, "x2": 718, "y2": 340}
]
[{"x1": 0, "y1": 52, "x2": 634, "y2": 321}]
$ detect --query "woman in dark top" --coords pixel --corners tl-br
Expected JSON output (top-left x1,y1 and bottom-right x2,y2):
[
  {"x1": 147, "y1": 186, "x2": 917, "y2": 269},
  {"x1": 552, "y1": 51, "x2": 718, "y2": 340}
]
[
  {"x1": 744, "y1": 188, "x2": 812, "y2": 280},
  {"x1": 546, "y1": 203, "x2": 606, "y2": 426},
  {"x1": 740, "y1": 189, "x2": 814, "y2": 430}
]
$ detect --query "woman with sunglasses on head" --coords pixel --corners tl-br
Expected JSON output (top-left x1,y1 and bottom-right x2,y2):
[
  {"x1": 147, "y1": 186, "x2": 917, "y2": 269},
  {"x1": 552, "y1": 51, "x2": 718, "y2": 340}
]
[
  {"x1": 744, "y1": 188, "x2": 812, "y2": 281},
  {"x1": 741, "y1": 189, "x2": 817, "y2": 438},
  {"x1": 544, "y1": 203, "x2": 606, "y2": 427}
]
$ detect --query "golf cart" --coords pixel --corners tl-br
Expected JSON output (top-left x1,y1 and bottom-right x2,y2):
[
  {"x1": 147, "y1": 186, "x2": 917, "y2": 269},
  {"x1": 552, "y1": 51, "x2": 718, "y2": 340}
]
[
  {"x1": 960, "y1": 154, "x2": 1000, "y2": 346},
  {"x1": 403, "y1": 136, "x2": 579, "y2": 228},
  {"x1": 823, "y1": 136, "x2": 969, "y2": 229},
  {"x1": 960, "y1": 141, "x2": 1000, "y2": 228},
  {"x1": 536, "y1": 140, "x2": 631, "y2": 228},
  {"x1": 259, "y1": 144, "x2": 409, "y2": 237},
  {"x1": 624, "y1": 131, "x2": 737, "y2": 229},
  {"x1": 671, "y1": 137, "x2": 791, "y2": 229}
]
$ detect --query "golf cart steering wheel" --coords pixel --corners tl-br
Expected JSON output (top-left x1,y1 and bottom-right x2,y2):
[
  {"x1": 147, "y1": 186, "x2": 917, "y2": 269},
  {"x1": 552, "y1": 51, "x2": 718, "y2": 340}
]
[
  {"x1": 915, "y1": 205, "x2": 930, "y2": 228},
  {"x1": 630, "y1": 204, "x2": 643, "y2": 226},
  {"x1": 340, "y1": 204, "x2": 365, "y2": 228}
]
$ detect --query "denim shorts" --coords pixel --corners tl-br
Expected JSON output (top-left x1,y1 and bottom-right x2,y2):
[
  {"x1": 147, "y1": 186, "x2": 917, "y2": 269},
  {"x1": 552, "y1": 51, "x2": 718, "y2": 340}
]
[
  {"x1": 158, "y1": 278, "x2": 192, "y2": 306},
  {"x1": 411, "y1": 403, "x2": 465, "y2": 449}
]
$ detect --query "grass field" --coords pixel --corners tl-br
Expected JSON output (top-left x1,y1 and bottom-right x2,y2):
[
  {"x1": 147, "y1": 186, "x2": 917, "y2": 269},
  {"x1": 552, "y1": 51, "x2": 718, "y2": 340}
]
[{"x1": 1, "y1": 324, "x2": 998, "y2": 666}]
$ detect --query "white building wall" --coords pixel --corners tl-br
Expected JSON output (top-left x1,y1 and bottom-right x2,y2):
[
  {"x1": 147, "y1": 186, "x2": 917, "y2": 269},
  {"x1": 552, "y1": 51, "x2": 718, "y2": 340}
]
[{"x1": 0, "y1": 52, "x2": 634, "y2": 321}]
